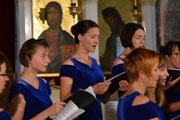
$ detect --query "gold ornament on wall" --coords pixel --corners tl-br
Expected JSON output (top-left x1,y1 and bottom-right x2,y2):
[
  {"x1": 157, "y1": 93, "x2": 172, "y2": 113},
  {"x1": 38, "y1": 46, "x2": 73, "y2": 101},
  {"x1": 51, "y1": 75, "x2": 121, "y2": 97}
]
[
  {"x1": 131, "y1": 0, "x2": 142, "y2": 24},
  {"x1": 38, "y1": 8, "x2": 46, "y2": 24},
  {"x1": 69, "y1": 2, "x2": 79, "y2": 19}
]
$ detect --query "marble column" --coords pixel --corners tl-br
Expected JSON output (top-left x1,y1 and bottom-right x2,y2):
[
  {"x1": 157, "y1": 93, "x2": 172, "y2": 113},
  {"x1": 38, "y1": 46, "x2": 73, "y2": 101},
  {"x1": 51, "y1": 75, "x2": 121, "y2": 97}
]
[
  {"x1": 140, "y1": 0, "x2": 157, "y2": 51},
  {"x1": 81, "y1": 0, "x2": 99, "y2": 59},
  {"x1": 16, "y1": 0, "x2": 33, "y2": 75}
]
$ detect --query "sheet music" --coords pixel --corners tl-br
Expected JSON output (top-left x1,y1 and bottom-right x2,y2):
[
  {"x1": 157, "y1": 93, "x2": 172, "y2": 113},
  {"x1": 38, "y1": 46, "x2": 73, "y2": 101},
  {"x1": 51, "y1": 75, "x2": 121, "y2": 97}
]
[
  {"x1": 85, "y1": 86, "x2": 96, "y2": 99},
  {"x1": 54, "y1": 100, "x2": 85, "y2": 120},
  {"x1": 106, "y1": 72, "x2": 126, "y2": 82},
  {"x1": 170, "y1": 114, "x2": 180, "y2": 120}
]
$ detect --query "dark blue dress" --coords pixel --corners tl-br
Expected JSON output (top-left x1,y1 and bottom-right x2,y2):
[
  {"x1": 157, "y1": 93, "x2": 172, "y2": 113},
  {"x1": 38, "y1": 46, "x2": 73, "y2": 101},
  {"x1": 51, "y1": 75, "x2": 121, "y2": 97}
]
[
  {"x1": 60, "y1": 56, "x2": 104, "y2": 120},
  {"x1": 112, "y1": 56, "x2": 125, "y2": 96},
  {"x1": 112, "y1": 56, "x2": 125, "y2": 76},
  {"x1": 117, "y1": 91, "x2": 159, "y2": 120},
  {"x1": 9, "y1": 77, "x2": 52, "y2": 120},
  {"x1": 0, "y1": 110, "x2": 11, "y2": 120},
  {"x1": 165, "y1": 88, "x2": 180, "y2": 119},
  {"x1": 153, "y1": 103, "x2": 165, "y2": 120}
]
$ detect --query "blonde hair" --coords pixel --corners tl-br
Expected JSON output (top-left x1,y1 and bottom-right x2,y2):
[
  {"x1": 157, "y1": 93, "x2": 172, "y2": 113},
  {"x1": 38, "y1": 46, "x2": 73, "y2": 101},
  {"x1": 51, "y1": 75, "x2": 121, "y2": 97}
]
[
  {"x1": 156, "y1": 54, "x2": 168, "y2": 107},
  {"x1": 146, "y1": 54, "x2": 168, "y2": 107}
]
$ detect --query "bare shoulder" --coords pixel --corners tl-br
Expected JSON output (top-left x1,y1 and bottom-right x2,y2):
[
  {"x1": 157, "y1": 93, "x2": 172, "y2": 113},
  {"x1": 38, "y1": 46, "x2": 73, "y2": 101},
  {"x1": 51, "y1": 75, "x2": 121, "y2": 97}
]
[
  {"x1": 113, "y1": 58, "x2": 124, "y2": 66},
  {"x1": 15, "y1": 94, "x2": 25, "y2": 99},
  {"x1": 63, "y1": 58, "x2": 74, "y2": 66},
  {"x1": 0, "y1": 108, "x2": 3, "y2": 112},
  {"x1": 132, "y1": 94, "x2": 150, "y2": 106},
  {"x1": 15, "y1": 81, "x2": 25, "y2": 85},
  {"x1": 41, "y1": 78, "x2": 47, "y2": 83}
]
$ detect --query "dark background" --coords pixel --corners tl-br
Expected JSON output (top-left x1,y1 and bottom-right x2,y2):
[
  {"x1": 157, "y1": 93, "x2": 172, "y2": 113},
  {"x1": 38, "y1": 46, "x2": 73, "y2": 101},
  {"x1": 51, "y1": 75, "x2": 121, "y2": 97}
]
[{"x1": 0, "y1": 0, "x2": 15, "y2": 72}]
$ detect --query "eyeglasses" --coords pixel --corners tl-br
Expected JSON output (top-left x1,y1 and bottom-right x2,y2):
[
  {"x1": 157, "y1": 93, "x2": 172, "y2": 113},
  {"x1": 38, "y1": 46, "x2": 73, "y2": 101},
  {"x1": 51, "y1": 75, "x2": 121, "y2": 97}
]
[{"x1": 172, "y1": 52, "x2": 180, "y2": 57}]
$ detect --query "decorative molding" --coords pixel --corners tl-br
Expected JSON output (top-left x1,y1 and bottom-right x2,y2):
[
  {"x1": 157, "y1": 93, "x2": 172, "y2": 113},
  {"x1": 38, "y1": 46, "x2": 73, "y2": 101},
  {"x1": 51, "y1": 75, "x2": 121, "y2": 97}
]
[
  {"x1": 16, "y1": 0, "x2": 31, "y2": 2},
  {"x1": 82, "y1": 0, "x2": 99, "y2": 3},
  {"x1": 37, "y1": 73, "x2": 60, "y2": 77},
  {"x1": 140, "y1": 0, "x2": 156, "y2": 6}
]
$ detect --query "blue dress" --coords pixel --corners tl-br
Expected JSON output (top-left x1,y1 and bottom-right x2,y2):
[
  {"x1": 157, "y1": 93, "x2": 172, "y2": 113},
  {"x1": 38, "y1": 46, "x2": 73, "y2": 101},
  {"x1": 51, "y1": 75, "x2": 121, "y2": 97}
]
[
  {"x1": 112, "y1": 56, "x2": 125, "y2": 76},
  {"x1": 165, "y1": 88, "x2": 180, "y2": 119},
  {"x1": 60, "y1": 56, "x2": 104, "y2": 120},
  {"x1": 112, "y1": 56, "x2": 125, "y2": 96},
  {"x1": 117, "y1": 91, "x2": 159, "y2": 120},
  {"x1": 9, "y1": 77, "x2": 52, "y2": 120},
  {"x1": 0, "y1": 110, "x2": 11, "y2": 120},
  {"x1": 153, "y1": 103, "x2": 164, "y2": 120}
]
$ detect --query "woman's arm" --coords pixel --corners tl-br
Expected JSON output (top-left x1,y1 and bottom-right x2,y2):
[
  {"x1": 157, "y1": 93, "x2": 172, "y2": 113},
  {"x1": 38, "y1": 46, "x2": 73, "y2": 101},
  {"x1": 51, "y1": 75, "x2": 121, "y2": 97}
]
[
  {"x1": 101, "y1": 89, "x2": 118, "y2": 104},
  {"x1": 60, "y1": 76, "x2": 73, "y2": 101},
  {"x1": 9, "y1": 94, "x2": 26, "y2": 120},
  {"x1": 30, "y1": 102, "x2": 66, "y2": 120},
  {"x1": 10, "y1": 91, "x2": 66, "y2": 120},
  {"x1": 164, "y1": 101, "x2": 180, "y2": 113}
]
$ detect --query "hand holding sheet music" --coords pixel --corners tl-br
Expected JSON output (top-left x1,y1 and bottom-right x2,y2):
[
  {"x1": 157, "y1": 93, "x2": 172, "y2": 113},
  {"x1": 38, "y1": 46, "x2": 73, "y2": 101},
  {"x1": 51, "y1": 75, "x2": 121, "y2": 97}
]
[
  {"x1": 92, "y1": 81, "x2": 111, "y2": 95},
  {"x1": 106, "y1": 72, "x2": 128, "y2": 93},
  {"x1": 101, "y1": 72, "x2": 128, "y2": 103},
  {"x1": 54, "y1": 86, "x2": 96, "y2": 120}
]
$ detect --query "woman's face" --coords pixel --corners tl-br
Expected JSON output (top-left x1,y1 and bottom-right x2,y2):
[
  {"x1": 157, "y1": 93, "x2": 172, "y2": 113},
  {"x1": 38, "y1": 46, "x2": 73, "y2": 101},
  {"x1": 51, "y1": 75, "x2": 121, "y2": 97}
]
[
  {"x1": 80, "y1": 27, "x2": 100, "y2": 53},
  {"x1": 167, "y1": 46, "x2": 180, "y2": 69},
  {"x1": 0, "y1": 62, "x2": 9, "y2": 94},
  {"x1": 29, "y1": 46, "x2": 50, "y2": 73},
  {"x1": 158, "y1": 66, "x2": 169, "y2": 86},
  {"x1": 132, "y1": 29, "x2": 145, "y2": 48}
]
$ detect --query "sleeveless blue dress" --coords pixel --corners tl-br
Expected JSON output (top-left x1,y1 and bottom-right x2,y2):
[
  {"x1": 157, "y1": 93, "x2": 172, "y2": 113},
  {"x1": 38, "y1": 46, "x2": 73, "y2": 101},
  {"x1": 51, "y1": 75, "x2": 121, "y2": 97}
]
[
  {"x1": 9, "y1": 77, "x2": 52, "y2": 120},
  {"x1": 117, "y1": 91, "x2": 159, "y2": 120},
  {"x1": 0, "y1": 110, "x2": 11, "y2": 120},
  {"x1": 60, "y1": 56, "x2": 104, "y2": 120}
]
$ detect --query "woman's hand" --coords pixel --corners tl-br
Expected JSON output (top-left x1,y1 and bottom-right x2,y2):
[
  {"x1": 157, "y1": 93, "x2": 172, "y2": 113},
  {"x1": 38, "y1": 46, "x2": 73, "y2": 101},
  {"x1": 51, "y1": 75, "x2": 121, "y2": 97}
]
[
  {"x1": 92, "y1": 82, "x2": 111, "y2": 95},
  {"x1": 47, "y1": 102, "x2": 66, "y2": 116},
  {"x1": 30, "y1": 102, "x2": 66, "y2": 120},
  {"x1": 119, "y1": 80, "x2": 129, "y2": 91},
  {"x1": 165, "y1": 76, "x2": 180, "y2": 90}
]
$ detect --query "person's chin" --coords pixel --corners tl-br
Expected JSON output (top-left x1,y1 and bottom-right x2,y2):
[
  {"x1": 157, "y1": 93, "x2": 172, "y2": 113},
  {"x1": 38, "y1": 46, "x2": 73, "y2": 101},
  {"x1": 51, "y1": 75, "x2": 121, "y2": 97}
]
[
  {"x1": 90, "y1": 49, "x2": 95, "y2": 53},
  {"x1": 39, "y1": 69, "x2": 47, "y2": 73}
]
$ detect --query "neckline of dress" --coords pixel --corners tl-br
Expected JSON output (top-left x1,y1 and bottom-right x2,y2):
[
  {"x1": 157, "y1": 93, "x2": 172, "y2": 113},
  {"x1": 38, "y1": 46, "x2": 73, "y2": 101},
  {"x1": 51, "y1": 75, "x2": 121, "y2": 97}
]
[
  {"x1": 17, "y1": 78, "x2": 41, "y2": 91},
  {"x1": 71, "y1": 56, "x2": 93, "y2": 68}
]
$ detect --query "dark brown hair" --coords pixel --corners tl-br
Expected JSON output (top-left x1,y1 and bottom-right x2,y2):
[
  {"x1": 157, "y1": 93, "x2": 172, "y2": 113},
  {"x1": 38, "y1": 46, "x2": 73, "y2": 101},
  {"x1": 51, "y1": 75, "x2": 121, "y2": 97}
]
[
  {"x1": 159, "y1": 41, "x2": 180, "y2": 56},
  {"x1": 121, "y1": 23, "x2": 144, "y2": 48},
  {"x1": 19, "y1": 38, "x2": 49, "y2": 67},
  {"x1": 71, "y1": 20, "x2": 99, "y2": 44}
]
